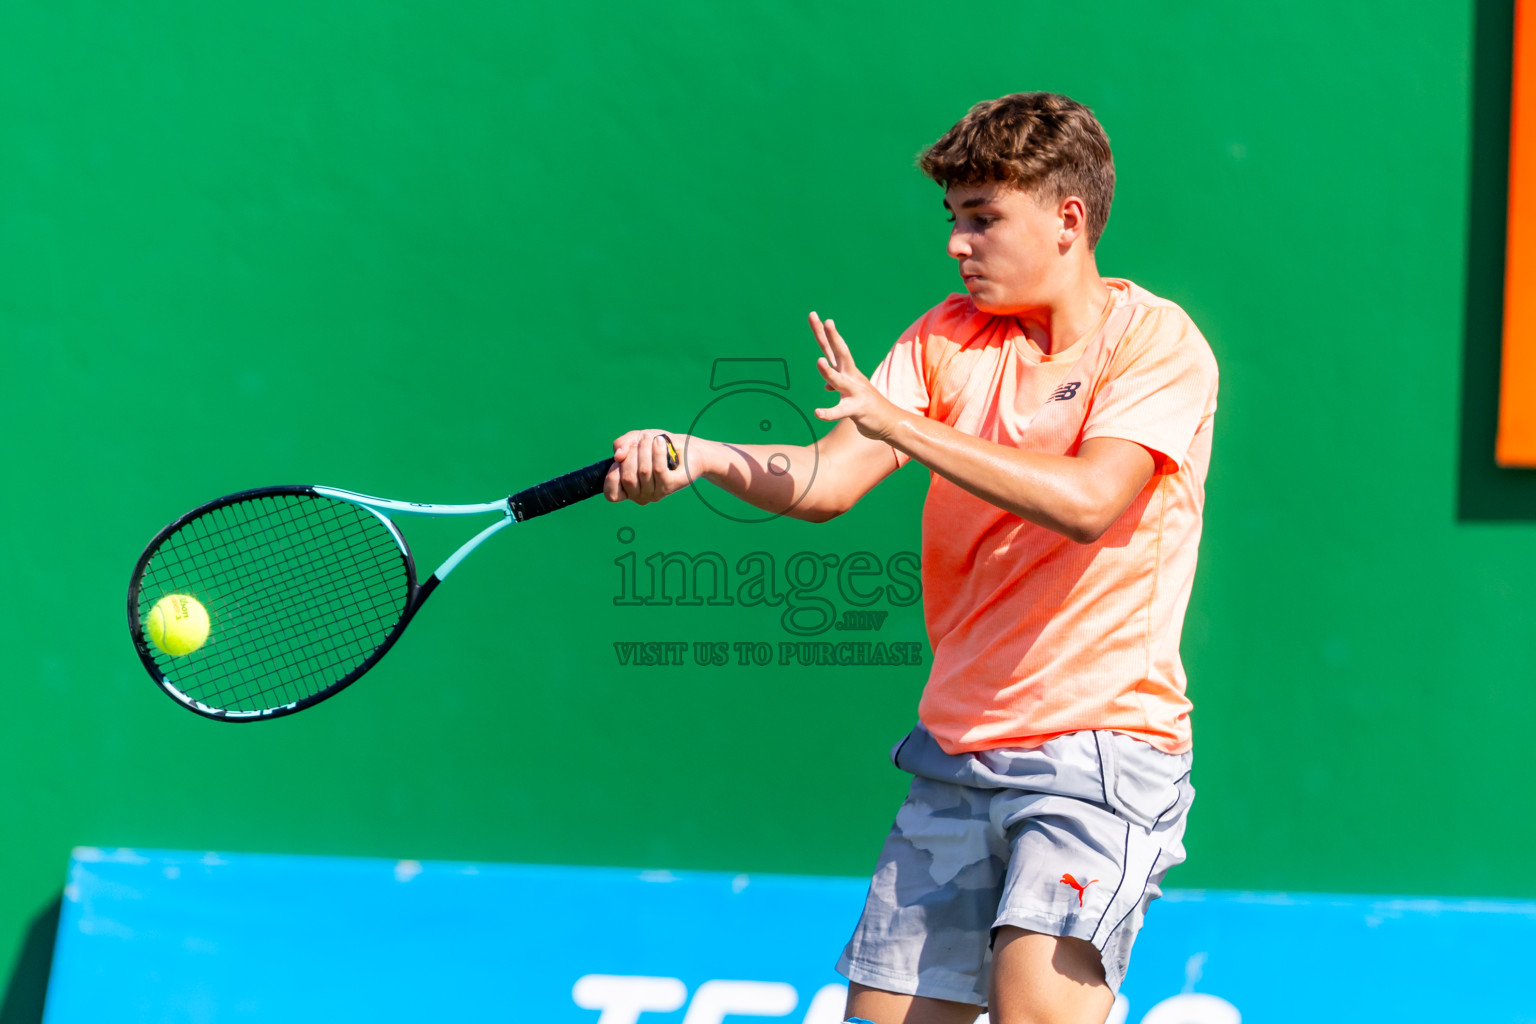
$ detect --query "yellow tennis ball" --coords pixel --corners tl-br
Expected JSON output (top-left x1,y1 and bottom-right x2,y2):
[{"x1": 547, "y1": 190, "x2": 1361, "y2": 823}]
[{"x1": 146, "y1": 594, "x2": 210, "y2": 657}]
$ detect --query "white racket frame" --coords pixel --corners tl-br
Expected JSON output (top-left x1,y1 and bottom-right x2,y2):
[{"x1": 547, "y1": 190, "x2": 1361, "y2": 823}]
[{"x1": 312, "y1": 487, "x2": 517, "y2": 584}]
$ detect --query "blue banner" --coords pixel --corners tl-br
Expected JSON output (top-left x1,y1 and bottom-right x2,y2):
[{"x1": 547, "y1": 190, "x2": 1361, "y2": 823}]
[{"x1": 43, "y1": 848, "x2": 1536, "y2": 1023}]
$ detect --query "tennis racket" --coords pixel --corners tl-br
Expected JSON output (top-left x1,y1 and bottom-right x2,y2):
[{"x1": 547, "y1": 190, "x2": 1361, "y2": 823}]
[{"x1": 127, "y1": 439, "x2": 677, "y2": 721}]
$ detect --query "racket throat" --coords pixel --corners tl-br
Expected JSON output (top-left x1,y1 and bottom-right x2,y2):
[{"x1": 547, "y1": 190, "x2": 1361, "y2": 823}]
[{"x1": 430, "y1": 513, "x2": 514, "y2": 583}]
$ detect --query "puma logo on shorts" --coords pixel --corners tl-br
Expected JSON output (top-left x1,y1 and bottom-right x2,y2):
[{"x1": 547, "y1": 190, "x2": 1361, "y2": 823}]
[{"x1": 1060, "y1": 874, "x2": 1099, "y2": 906}]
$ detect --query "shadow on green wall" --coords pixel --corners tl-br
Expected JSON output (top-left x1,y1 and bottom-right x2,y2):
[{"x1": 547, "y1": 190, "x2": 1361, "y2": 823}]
[
  {"x1": 0, "y1": 896, "x2": 58, "y2": 1024},
  {"x1": 1461, "y1": 0, "x2": 1536, "y2": 518}
]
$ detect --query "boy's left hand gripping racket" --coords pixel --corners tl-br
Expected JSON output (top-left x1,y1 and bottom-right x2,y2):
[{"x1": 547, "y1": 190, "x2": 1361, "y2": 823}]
[{"x1": 127, "y1": 441, "x2": 677, "y2": 721}]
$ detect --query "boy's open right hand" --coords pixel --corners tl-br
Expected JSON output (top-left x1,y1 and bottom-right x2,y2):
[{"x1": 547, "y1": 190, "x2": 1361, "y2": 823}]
[{"x1": 604, "y1": 430, "x2": 695, "y2": 505}]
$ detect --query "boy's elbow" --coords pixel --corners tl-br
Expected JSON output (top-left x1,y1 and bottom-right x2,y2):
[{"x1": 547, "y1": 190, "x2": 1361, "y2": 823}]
[
  {"x1": 793, "y1": 503, "x2": 848, "y2": 524},
  {"x1": 788, "y1": 484, "x2": 862, "y2": 524},
  {"x1": 1061, "y1": 496, "x2": 1121, "y2": 544},
  {"x1": 1064, "y1": 520, "x2": 1106, "y2": 544}
]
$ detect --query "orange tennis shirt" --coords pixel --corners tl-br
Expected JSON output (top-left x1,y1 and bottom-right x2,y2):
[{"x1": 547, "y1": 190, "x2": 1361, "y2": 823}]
[{"x1": 869, "y1": 279, "x2": 1218, "y2": 756}]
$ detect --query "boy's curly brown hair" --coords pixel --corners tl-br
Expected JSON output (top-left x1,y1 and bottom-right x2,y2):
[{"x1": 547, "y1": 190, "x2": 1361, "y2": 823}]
[{"x1": 920, "y1": 92, "x2": 1115, "y2": 249}]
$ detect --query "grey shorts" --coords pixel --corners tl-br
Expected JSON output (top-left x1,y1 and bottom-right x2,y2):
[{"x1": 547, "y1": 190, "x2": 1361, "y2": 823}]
[{"x1": 836, "y1": 724, "x2": 1194, "y2": 1003}]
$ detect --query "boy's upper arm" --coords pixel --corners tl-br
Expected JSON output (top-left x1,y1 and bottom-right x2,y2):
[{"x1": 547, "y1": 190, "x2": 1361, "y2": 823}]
[
  {"x1": 818, "y1": 419, "x2": 903, "y2": 512},
  {"x1": 867, "y1": 309, "x2": 940, "y2": 470},
  {"x1": 820, "y1": 298, "x2": 957, "y2": 509}
]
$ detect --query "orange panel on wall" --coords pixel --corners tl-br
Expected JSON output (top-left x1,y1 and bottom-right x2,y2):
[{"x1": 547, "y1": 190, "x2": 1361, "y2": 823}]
[{"x1": 1501, "y1": 0, "x2": 1536, "y2": 465}]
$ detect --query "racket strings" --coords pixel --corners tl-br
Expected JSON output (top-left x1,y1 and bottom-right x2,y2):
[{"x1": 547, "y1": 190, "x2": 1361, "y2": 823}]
[
  {"x1": 145, "y1": 499, "x2": 395, "y2": 709},
  {"x1": 160, "y1": 499, "x2": 405, "y2": 710},
  {"x1": 201, "y1": 575, "x2": 401, "y2": 708},
  {"x1": 200, "y1": 497, "x2": 408, "y2": 709},
  {"x1": 180, "y1": 512, "x2": 398, "y2": 648},
  {"x1": 135, "y1": 493, "x2": 411, "y2": 713},
  {"x1": 186, "y1": 542, "x2": 404, "y2": 709}
]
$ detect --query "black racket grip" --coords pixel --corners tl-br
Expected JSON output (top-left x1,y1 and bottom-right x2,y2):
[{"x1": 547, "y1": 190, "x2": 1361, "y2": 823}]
[
  {"x1": 508, "y1": 459, "x2": 612, "y2": 522},
  {"x1": 508, "y1": 437, "x2": 680, "y2": 522}
]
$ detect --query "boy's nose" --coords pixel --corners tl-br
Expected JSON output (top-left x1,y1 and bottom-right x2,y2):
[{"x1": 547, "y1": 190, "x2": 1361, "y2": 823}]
[{"x1": 947, "y1": 232, "x2": 971, "y2": 259}]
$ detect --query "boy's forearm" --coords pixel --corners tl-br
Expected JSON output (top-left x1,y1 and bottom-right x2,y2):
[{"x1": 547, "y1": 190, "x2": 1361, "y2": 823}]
[
  {"x1": 696, "y1": 438, "x2": 847, "y2": 523},
  {"x1": 883, "y1": 412, "x2": 1129, "y2": 543}
]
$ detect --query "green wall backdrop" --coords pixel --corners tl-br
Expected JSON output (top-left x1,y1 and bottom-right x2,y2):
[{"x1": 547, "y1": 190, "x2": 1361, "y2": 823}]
[{"x1": 3, "y1": 0, "x2": 1532, "y2": 995}]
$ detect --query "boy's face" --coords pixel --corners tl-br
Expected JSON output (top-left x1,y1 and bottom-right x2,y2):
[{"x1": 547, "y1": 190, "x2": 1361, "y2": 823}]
[{"x1": 943, "y1": 182, "x2": 1071, "y2": 314}]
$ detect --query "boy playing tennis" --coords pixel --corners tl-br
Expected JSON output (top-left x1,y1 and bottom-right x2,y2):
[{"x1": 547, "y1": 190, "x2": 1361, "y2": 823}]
[{"x1": 605, "y1": 92, "x2": 1217, "y2": 1024}]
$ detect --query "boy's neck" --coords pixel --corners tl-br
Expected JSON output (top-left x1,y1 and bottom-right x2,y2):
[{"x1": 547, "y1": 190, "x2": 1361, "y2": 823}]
[{"x1": 1021, "y1": 261, "x2": 1111, "y2": 356}]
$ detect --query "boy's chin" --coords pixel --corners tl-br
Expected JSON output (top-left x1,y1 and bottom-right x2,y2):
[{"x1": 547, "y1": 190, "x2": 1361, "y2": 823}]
[
  {"x1": 969, "y1": 294, "x2": 1031, "y2": 316},
  {"x1": 964, "y1": 280, "x2": 1035, "y2": 315}
]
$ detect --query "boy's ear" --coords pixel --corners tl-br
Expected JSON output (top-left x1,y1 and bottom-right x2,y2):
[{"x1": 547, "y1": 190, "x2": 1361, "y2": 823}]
[{"x1": 1058, "y1": 194, "x2": 1089, "y2": 248}]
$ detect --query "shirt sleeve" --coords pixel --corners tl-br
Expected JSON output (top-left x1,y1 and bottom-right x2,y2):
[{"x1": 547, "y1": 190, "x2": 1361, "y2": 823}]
[{"x1": 1080, "y1": 306, "x2": 1218, "y2": 471}]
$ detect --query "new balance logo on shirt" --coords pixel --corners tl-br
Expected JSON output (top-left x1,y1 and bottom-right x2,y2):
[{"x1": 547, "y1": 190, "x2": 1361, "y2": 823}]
[{"x1": 1049, "y1": 382, "x2": 1081, "y2": 402}]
